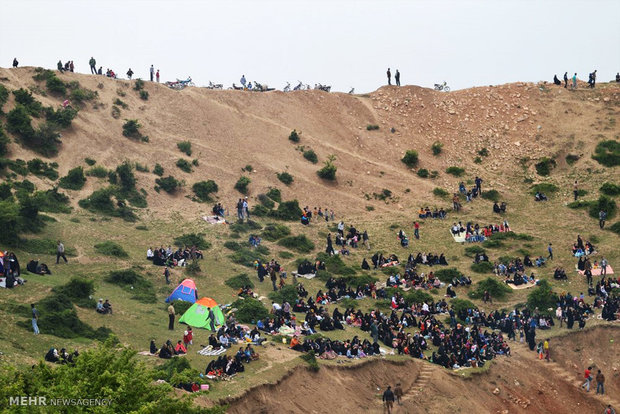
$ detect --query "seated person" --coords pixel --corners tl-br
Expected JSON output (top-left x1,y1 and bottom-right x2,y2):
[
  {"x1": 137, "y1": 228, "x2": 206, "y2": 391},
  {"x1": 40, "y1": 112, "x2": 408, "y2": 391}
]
[
  {"x1": 45, "y1": 347, "x2": 59, "y2": 363},
  {"x1": 553, "y1": 267, "x2": 567, "y2": 280},
  {"x1": 493, "y1": 202, "x2": 501, "y2": 214},
  {"x1": 438, "y1": 254, "x2": 448, "y2": 265},
  {"x1": 361, "y1": 258, "x2": 370, "y2": 270},
  {"x1": 150, "y1": 340, "x2": 158, "y2": 354},
  {"x1": 500, "y1": 202, "x2": 507, "y2": 213},
  {"x1": 289, "y1": 335, "x2": 303, "y2": 351},
  {"x1": 103, "y1": 299, "x2": 113, "y2": 314},
  {"x1": 535, "y1": 256, "x2": 546, "y2": 267},
  {"x1": 553, "y1": 75, "x2": 561, "y2": 85},
  {"x1": 147, "y1": 247, "x2": 154, "y2": 260},
  {"x1": 524, "y1": 255, "x2": 533, "y2": 267},
  {"x1": 535, "y1": 192, "x2": 548, "y2": 201},
  {"x1": 446, "y1": 285, "x2": 457, "y2": 298},
  {"x1": 96, "y1": 299, "x2": 107, "y2": 314},
  {"x1": 158, "y1": 343, "x2": 172, "y2": 359}
]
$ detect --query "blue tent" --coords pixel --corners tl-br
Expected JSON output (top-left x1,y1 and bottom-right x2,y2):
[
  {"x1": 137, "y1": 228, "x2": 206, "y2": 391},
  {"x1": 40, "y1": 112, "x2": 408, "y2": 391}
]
[{"x1": 165, "y1": 279, "x2": 198, "y2": 303}]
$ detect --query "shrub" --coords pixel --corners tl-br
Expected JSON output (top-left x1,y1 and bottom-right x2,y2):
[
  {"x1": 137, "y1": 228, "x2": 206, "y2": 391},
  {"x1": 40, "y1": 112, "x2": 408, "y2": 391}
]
[
  {"x1": 104, "y1": 269, "x2": 156, "y2": 303},
  {"x1": 224, "y1": 241, "x2": 242, "y2": 251},
  {"x1": 300, "y1": 351, "x2": 320, "y2": 372},
  {"x1": 317, "y1": 155, "x2": 337, "y2": 180},
  {"x1": 404, "y1": 290, "x2": 433, "y2": 305},
  {"x1": 13, "y1": 88, "x2": 43, "y2": 116},
  {"x1": 6, "y1": 105, "x2": 35, "y2": 138},
  {"x1": 446, "y1": 166, "x2": 465, "y2": 177},
  {"x1": 464, "y1": 245, "x2": 486, "y2": 257},
  {"x1": 176, "y1": 158, "x2": 193, "y2": 173},
  {"x1": 535, "y1": 157, "x2": 556, "y2": 176},
  {"x1": 85, "y1": 158, "x2": 96, "y2": 166},
  {"x1": 52, "y1": 277, "x2": 96, "y2": 308},
  {"x1": 451, "y1": 298, "x2": 477, "y2": 316},
  {"x1": 373, "y1": 189, "x2": 392, "y2": 201},
  {"x1": 46, "y1": 74, "x2": 67, "y2": 95},
  {"x1": 232, "y1": 298, "x2": 269, "y2": 323},
  {"x1": 481, "y1": 189, "x2": 500, "y2": 202},
  {"x1": 0, "y1": 84, "x2": 8, "y2": 113},
  {"x1": 225, "y1": 273, "x2": 255, "y2": 289},
  {"x1": 192, "y1": 180, "x2": 218, "y2": 202},
  {"x1": 86, "y1": 166, "x2": 108, "y2": 178},
  {"x1": 565, "y1": 154, "x2": 580, "y2": 165},
  {"x1": 153, "y1": 163, "x2": 164, "y2": 176},
  {"x1": 177, "y1": 141, "x2": 192, "y2": 156},
  {"x1": 167, "y1": 300, "x2": 193, "y2": 316},
  {"x1": 289, "y1": 129, "x2": 300, "y2": 143},
  {"x1": 113, "y1": 98, "x2": 128, "y2": 109},
  {"x1": 527, "y1": 279, "x2": 557, "y2": 313},
  {"x1": 470, "y1": 261, "x2": 495, "y2": 273},
  {"x1": 530, "y1": 183, "x2": 559, "y2": 195},
  {"x1": 94, "y1": 241, "x2": 129, "y2": 258},
  {"x1": 608, "y1": 221, "x2": 620, "y2": 235},
  {"x1": 482, "y1": 239, "x2": 503, "y2": 248},
  {"x1": 173, "y1": 233, "x2": 210, "y2": 249},
  {"x1": 269, "y1": 285, "x2": 299, "y2": 304},
  {"x1": 303, "y1": 149, "x2": 318, "y2": 164},
  {"x1": 434, "y1": 268, "x2": 463, "y2": 283},
  {"x1": 70, "y1": 87, "x2": 97, "y2": 104},
  {"x1": 272, "y1": 199, "x2": 303, "y2": 220},
  {"x1": 401, "y1": 150, "x2": 419, "y2": 168},
  {"x1": 277, "y1": 172, "x2": 294, "y2": 185},
  {"x1": 139, "y1": 90, "x2": 149, "y2": 100},
  {"x1": 185, "y1": 259, "x2": 201, "y2": 275},
  {"x1": 59, "y1": 166, "x2": 86, "y2": 190},
  {"x1": 30, "y1": 188, "x2": 72, "y2": 213},
  {"x1": 27, "y1": 158, "x2": 59, "y2": 180},
  {"x1": 135, "y1": 162, "x2": 149, "y2": 172},
  {"x1": 0, "y1": 125, "x2": 9, "y2": 157},
  {"x1": 134, "y1": 79, "x2": 145, "y2": 91},
  {"x1": 111, "y1": 105, "x2": 121, "y2": 119},
  {"x1": 231, "y1": 176, "x2": 250, "y2": 194},
  {"x1": 155, "y1": 176, "x2": 181, "y2": 193},
  {"x1": 600, "y1": 182, "x2": 620, "y2": 196},
  {"x1": 431, "y1": 141, "x2": 443, "y2": 155},
  {"x1": 262, "y1": 223, "x2": 291, "y2": 241},
  {"x1": 78, "y1": 188, "x2": 137, "y2": 221},
  {"x1": 588, "y1": 196, "x2": 617, "y2": 220},
  {"x1": 279, "y1": 251, "x2": 294, "y2": 259},
  {"x1": 417, "y1": 168, "x2": 429, "y2": 178},
  {"x1": 321, "y1": 254, "x2": 356, "y2": 276},
  {"x1": 433, "y1": 187, "x2": 449, "y2": 198},
  {"x1": 474, "y1": 157, "x2": 482, "y2": 164},
  {"x1": 17, "y1": 237, "x2": 76, "y2": 256},
  {"x1": 230, "y1": 246, "x2": 269, "y2": 267},
  {"x1": 366, "y1": 124, "x2": 379, "y2": 131},
  {"x1": 122, "y1": 119, "x2": 147, "y2": 141},
  {"x1": 229, "y1": 220, "x2": 263, "y2": 233},
  {"x1": 278, "y1": 235, "x2": 315, "y2": 253},
  {"x1": 266, "y1": 187, "x2": 282, "y2": 203},
  {"x1": 477, "y1": 147, "x2": 489, "y2": 157},
  {"x1": 592, "y1": 140, "x2": 620, "y2": 167}
]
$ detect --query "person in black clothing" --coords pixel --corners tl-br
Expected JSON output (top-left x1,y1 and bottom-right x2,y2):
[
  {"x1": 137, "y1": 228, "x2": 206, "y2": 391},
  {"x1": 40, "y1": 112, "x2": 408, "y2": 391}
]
[
  {"x1": 553, "y1": 75, "x2": 561, "y2": 85},
  {"x1": 395, "y1": 70, "x2": 400, "y2": 86},
  {"x1": 326, "y1": 233, "x2": 335, "y2": 255},
  {"x1": 382, "y1": 385, "x2": 395, "y2": 413},
  {"x1": 386, "y1": 68, "x2": 391, "y2": 85},
  {"x1": 127, "y1": 68, "x2": 134, "y2": 79},
  {"x1": 12, "y1": 58, "x2": 18, "y2": 68},
  {"x1": 563, "y1": 72, "x2": 568, "y2": 88},
  {"x1": 361, "y1": 258, "x2": 370, "y2": 270}
]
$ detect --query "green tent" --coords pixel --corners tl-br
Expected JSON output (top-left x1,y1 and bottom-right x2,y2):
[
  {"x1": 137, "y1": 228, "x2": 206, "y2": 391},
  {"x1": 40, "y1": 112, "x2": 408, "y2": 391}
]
[{"x1": 178, "y1": 297, "x2": 224, "y2": 330}]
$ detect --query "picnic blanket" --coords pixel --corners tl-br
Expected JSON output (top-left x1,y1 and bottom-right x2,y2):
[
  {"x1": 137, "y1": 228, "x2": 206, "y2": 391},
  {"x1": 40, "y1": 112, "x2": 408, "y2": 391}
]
[
  {"x1": 292, "y1": 271, "x2": 316, "y2": 279},
  {"x1": 380, "y1": 261, "x2": 400, "y2": 268},
  {"x1": 577, "y1": 265, "x2": 614, "y2": 277},
  {"x1": 451, "y1": 230, "x2": 467, "y2": 243},
  {"x1": 202, "y1": 215, "x2": 227, "y2": 224},
  {"x1": 197, "y1": 346, "x2": 228, "y2": 356},
  {"x1": 508, "y1": 281, "x2": 537, "y2": 290}
]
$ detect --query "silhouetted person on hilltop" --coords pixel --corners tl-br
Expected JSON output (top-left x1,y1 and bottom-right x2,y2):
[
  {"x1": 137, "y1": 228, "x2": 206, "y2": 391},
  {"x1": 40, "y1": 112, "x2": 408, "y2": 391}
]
[
  {"x1": 387, "y1": 68, "x2": 391, "y2": 85},
  {"x1": 150, "y1": 65, "x2": 154, "y2": 81},
  {"x1": 616, "y1": 73, "x2": 620, "y2": 83},
  {"x1": 98, "y1": 66, "x2": 103, "y2": 75},
  {"x1": 89, "y1": 57, "x2": 96, "y2": 74},
  {"x1": 127, "y1": 68, "x2": 134, "y2": 79},
  {"x1": 563, "y1": 72, "x2": 568, "y2": 88},
  {"x1": 12, "y1": 58, "x2": 18, "y2": 68},
  {"x1": 395, "y1": 70, "x2": 400, "y2": 86},
  {"x1": 57, "y1": 60, "x2": 65, "y2": 73},
  {"x1": 553, "y1": 75, "x2": 561, "y2": 85}
]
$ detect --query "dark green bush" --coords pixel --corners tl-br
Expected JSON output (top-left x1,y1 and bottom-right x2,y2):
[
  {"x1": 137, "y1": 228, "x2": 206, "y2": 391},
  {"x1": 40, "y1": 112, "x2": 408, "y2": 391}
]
[
  {"x1": 317, "y1": 156, "x2": 337, "y2": 180},
  {"x1": 122, "y1": 119, "x2": 147, "y2": 141},
  {"x1": 0, "y1": 84, "x2": 8, "y2": 113},
  {"x1": 176, "y1": 158, "x2": 193, "y2": 173},
  {"x1": 229, "y1": 246, "x2": 269, "y2": 267},
  {"x1": 366, "y1": 124, "x2": 379, "y2": 131},
  {"x1": 530, "y1": 183, "x2": 559, "y2": 195},
  {"x1": 289, "y1": 129, "x2": 300, "y2": 143},
  {"x1": 85, "y1": 158, "x2": 96, "y2": 166},
  {"x1": 464, "y1": 245, "x2": 486, "y2": 257},
  {"x1": 0, "y1": 125, "x2": 9, "y2": 157},
  {"x1": 229, "y1": 220, "x2": 263, "y2": 233},
  {"x1": 225, "y1": 273, "x2": 255, "y2": 289},
  {"x1": 258, "y1": 194, "x2": 275, "y2": 209},
  {"x1": 139, "y1": 90, "x2": 149, "y2": 100},
  {"x1": 592, "y1": 140, "x2": 620, "y2": 167},
  {"x1": 266, "y1": 187, "x2": 282, "y2": 203},
  {"x1": 588, "y1": 196, "x2": 617, "y2": 220},
  {"x1": 482, "y1": 239, "x2": 504, "y2": 248},
  {"x1": 277, "y1": 172, "x2": 294, "y2": 185},
  {"x1": 433, "y1": 187, "x2": 449, "y2": 198},
  {"x1": 135, "y1": 162, "x2": 149, "y2": 172},
  {"x1": 223, "y1": 241, "x2": 242, "y2": 251},
  {"x1": 320, "y1": 254, "x2": 356, "y2": 276},
  {"x1": 404, "y1": 290, "x2": 433, "y2": 305},
  {"x1": 300, "y1": 351, "x2": 320, "y2": 372},
  {"x1": 600, "y1": 182, "x2": 620, "y2": 196},
  {"x1": 278, "y1": 235, "x2": 315, "y2": 253},
  {"x1": 46, "y1": 74, "x2": 67, "y2": 95},
  {"x1": 303, "y1": 149, "x2": 318, "y2": 164},
  {"x1": 94, "y1": 241, "x2": 129, "y2": 258},
  {"x1": 13, "y1": 88, "x2": 43, "y2": 116},
  {"x1": 451, "y1": 298, "x2": 477, "y2": 316},
  {"x1": 481, "y1": 189, "x2": 501, "y2": 202},
  {"x1": 6, "y1": 105, "x2": 35, "y2": 138},
  {"x1": 608, "y1": 221, "x2": 620, "y2": 235},
  {"x1": 446, "y1": 166, "x2": 465, "y2": 177},
  {"x1": 431, "y1": 142, "x2": 443, "y2": 156},
  {"x1": 153, "y1": 163, "x2": 164, "y2": 176},
  {"x1": 535, "y1": 157, "x2": 556, "y2": 176},
  {"x1": 527, "y1": 279, "x2": 557, "y2": 313},
  {"x1": 565, "y1": 154, "x2": 580, "y2": 165},
  {"x1": 29, "y1": 188, "x2": 71, "y2": 213},
  {"x1": 279, "y1": 251, "x2": 294, "y2": 259},
  {"x1": 78, "y1": 187, "x2": 137, "y2": 221},
  {"x1": 192, "y1": 180, "x2": 218, "y2": 202},
  {"x1": 478, "y1": 147, "x2": 490, "y2": 157},
  {"x1": 44, "y1": 106, "x2": 78, "y2": 128},
  {"x1": 234, "y1": 176, "x2": 251, "y2": 194},
  {"x1": 272, "y1": 200, "x2": 303, "y2": 221},
  {"x1": 86, "y1": 166, "x2": 108, "y2": 178},
  {"x1": 52, "y1": 277, "x2": 96, "y2": 308},
  {"x1": 262, "y1": 223, "x2": 291, "y2": 241},
  {"x1": 173, "y1": 233, "x2": 210, "y2": 249},
  {"x1": 268, "y1": 285, "x2": 298, "y2": 304},
  {"x1": 417, "y1": 168, "x2": 429, "y2": 178},
  {"x1": 27, "y1": 158, "x2": 59, "y2": 180},
  {"x1": 401, "y1": 150, "x2": 419, "y2": 168},
  {"x1": 70, "y1": 87, "x2": 97, "y2": 104},
  {"x1": 134, "y1": 79, "x2": 145, "y2": 91},
  {"x1": 155, "y1": 176, "x2": 181, "y2": 193},
  {"x1": 232, "y1": 298, "x2": 269, "y2": 323},
  {"x1": 434, "y1": 268, "x2": 463, "y2": 283},
  {"x1": 59, "y1": 166, "x2": 86, "y2": 190},
  {"x1": 470, "y1": 261, "x2": 495, "y2": 273},
  {"x1": 104, "y1": 269, "x2": 156, "y2": 303},
  {"x1": 177, "y1": 141, "x2": 192, "y2": 156}
]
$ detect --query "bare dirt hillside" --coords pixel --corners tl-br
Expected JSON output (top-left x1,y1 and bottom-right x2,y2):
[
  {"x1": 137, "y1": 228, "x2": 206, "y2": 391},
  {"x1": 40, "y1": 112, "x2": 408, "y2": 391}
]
[{"x1": 1, "y1": 67, "x2": 618, "y2": 218}]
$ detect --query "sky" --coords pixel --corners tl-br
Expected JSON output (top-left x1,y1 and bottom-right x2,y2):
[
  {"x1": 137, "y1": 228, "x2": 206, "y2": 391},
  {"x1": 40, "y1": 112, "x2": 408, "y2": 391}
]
[{"x1": 1, "y1": 0, "x2": 619, "y2": 92}]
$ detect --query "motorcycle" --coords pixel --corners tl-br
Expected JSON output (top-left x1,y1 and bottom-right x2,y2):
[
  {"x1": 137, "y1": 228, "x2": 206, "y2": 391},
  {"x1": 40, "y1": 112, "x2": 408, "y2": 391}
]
[
  {"x1": 348, "y1": 87, "x2": 355, "y2": 94},
  {"x1": 434, "y1": 81, "x2": 450, "y2": 92},
  {"x1": 165, "y1": 77, "x2": 193, "y2": 90},
  {"x1": 231, "y1": 83, "x2": 244, "y2": 90},
  {"x1": 283, "y1": 82, "x2": 291, "y2": 92},
  {"x1": 207, "y1": 81, "x2": 223, "y2": 90},
  {"x1": 314, "y1": 83, "x2": 331, "y2": 92},
  {"x1": 293, "y1": 81, "x2": 304, "y2": 91}
]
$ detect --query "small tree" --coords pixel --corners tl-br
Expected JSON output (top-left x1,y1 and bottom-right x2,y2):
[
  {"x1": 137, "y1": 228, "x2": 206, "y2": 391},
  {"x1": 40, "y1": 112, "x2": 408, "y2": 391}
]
[
  {"x1": 59, "y1": 166, "x2": 87, "y2": 190},
  {"x1": 431, "y1": 141, "x2": 443, "y2": 155},
  {"x1": 235, "y1": 176, "x2": 251, "y2": 194},
  {"x1": 192, "y1": 180, "x2": 218, "y2": 201},
  {"x1": 289, "y1": 129, "x2": 300, "y2": 143},
  {"x1": 277, "y1": 172, "x2": 294, "y2": 185},
  {"x1": 401, "y1": 150, "x2": 419, "y2": 168},
  {"x1": 317, "y1": 154, "x2": 337, "y2": 180}
]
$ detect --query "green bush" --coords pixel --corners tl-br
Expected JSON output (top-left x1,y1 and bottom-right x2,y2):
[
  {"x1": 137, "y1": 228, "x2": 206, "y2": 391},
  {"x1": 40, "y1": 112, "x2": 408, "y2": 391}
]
[
  {"x1": 105, "y1": 269, "x2": 157, "y2": 303},
  {"x1": 29, "y1": 188, "x2": 72, "y2": 213},
  {"x1": 139, "y1": 90, "x2": 149, "y2": 100},
  {"x1": 589, "y1": 196, "x2": 617, "y2": 220},
  {"x1": 0, "y1": 84, "x2": 9, "y2": 113},
  {"x1": 404, "y1": 290, "x2": 433, "y2": 305},
  {"x1": 608, "y1": 221, "x2": 620, "y2": 235},
  {"x1": 482, "y1": 239, "x2": 504, "y2": 248},
  {"x1": 527, "y1": 279, "x2": 557, "y2": 313},
  {"x1": 176, "y1": 158, "x2": 193, "y2": 173},
  {"x1": 262, "y1": 223, "x2": 291, "y2": 241},
  {"x1": 481, "y1": 189, "x2": 500, "y2": 202},
  {"x1": 230, "y1": 246, "x2": 269, "y2": 267},
  {"x1": 278, "y1": 235, "x2": 315, "y2": 253},
  {"x1": 530, "y1": 183, "x2": 559, "y2": 195},
  {"x1": 18, "y1": 237, "x2": 76, "y2": 256},
  {"x1": 401, "y1": 150, "x2": 419, "y2": 168},
  {"x1": 474, "y1": 157, "x2": 482, "y2": 164},
  {"x1": 273, "y1": 200, "x2": 303, "y2": 220},
  {"x1": 122, "y1": 119, "x2": 147, "y2": 141},
  {"x1": 234, "y1": 176, "x2": 251, "y2": 194},
  {"x1": 300, "y1": 351, "x2": 320, "y2": 372},
  {"x1": 434, "y1": 268, "x2": 463, "y2": 283},
  {"x1": 86, "y1": 166, "x2": 108, "y2": 178},
  {"x1": 289, "y1": 129, "x2": 300, "y2": 143},
  {"x1": 277, "y1": 172, "x2": 294, "y2": 185},
  {"x1": 600, "y1": 182, "x2": 620, "y2": 196},
  {"x1": 134, "y1": 79, "x2": 145, "y2": 91},
  {"x1": 366, "y1": 124, "x2": 379, "y2": 131},
  {"x1": 94, "y1": 241, "x2": 129, "y2": 258},
  {"x1": 177, "y1": 141, "x2": 192, "y2": 156},
  {"x1": 225, "y1": 273, "x2": 255, "y2": 289},
  {"x1": 478, "y1": 148, "x2": 490, "y2": 157},
  {"x1": 417, "y1": 168, "x2": 429, "y2": 178},
  {"x1": 535, "y1": 157, "x2": 556, "y2": 176},
  {"x1": 266, "y1": 187, "x2": 282, "y2": 203},
  {"x1": 303, "y1": 149, "x2": 318, "y2": 164},
  {"x1": 279, "y1": 251, "x2": 294, "y2": 259},
  {"x1": 6, "y1": 105, "x2": 35, "y2": 139},
  {"x1": 317, "y1": 155, "x2": 337, "y2": 180},
  {"x1": 232, "y1": 298, "x2": 269, "y2": 323},
  {"x1": 70, "y1": 87, "x2": 97, "y2": 104},
  {"x1": 446, "y1": 166, "x2": 465, "y2": 177},
  {"x1": 153, "y1": 163, "x2": 164, "y2": 176},
  {"x1": 113, "y1": 98, "x2": 128, "y2": 109},
  {"x1": 78, "y1": 187, "x2": 137, "y2": 222},
  {"x1": 431, "y1": 141, "x2": 443, "y2": 155},
  {"x1": 0, "y1": 125, "x2": 9, "y2": 157},
  {"x1": 470, "y1": 261, "x2": 495, "y2": 273},
  {"x1": 464, "y1": 245, "x2": 486, "y2": 257},
  {"x1": 155, "y1": 176, "x2": 181, "y2": 193},
  {"x1": 85, "y1": 157, "x2": 96, "y2": 166},
  {"x1": 229, "y1": 220, "x2": 263, "y2": 233},
  {"x1": 223, "y1": 241, "x2": 242, "y2": 251},
  {"x1": 59, "y1": 166, "x2": 86, "y2": 190},
  {"x1": 45, "y1": 106, "x2": 78, "y2": 128},
  {"x1": 13, "y1": 88, "x2": 43, "y2": 116},
  {"x1": 258, "y1": 194, "x2": 275, "y2": 209},
  {"x1": 27, "y1": 158, "x2": 59, "y2": 179},
  {"x1": 52, "y1": 277, "x2": 96, "y2": 308},
  {"x1": 173, "y1": 233, "x2": 210, "y2": 249},
  {"x1": 320, "y1": 254, "x2": 356, "y2": 276},
  {"x1": 135, "y1": 162, "x2": 149, "y2": 172},
  {"x1": 268, "y1": 285, "x2": 299, "y2": 304},
  {"x1": 46, "y1": 74, "x2": 67, "y2": 95},
  {"x1": 433, "y1": 187, "x2": 449, "y2": 198},
  {"x1": 565, "y1": 154, "x2": 580, "y2": 165},
  {"x1": 592, "y1": 140, "x2": 620, "y2": 167},
  {"x1": 451, "y1": 298, "x2": 477, "y2": 316},
  {"x1": 0, "y1": 201, "x2": 20, "y2": 243},
  {"x1": 192, "y1": 180, "x2": 218, "y2": 202}
]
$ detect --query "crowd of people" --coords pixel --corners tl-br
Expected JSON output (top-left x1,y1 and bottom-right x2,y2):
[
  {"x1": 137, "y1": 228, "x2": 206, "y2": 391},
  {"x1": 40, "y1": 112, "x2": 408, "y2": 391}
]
[
  {"x1": 44, "y1": 347, "x2": 79, "y2": 364},
  {"x1": 451, "y1": 220, "x2": 511, "y2": 242},
  {"x1": 146, "y1": 245, "x2": 204, "y2": 267}
]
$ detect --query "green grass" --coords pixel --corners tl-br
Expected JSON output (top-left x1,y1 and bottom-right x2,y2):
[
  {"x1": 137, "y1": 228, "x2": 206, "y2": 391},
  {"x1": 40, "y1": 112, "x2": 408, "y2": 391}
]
[{"x1": 94, "y1": 241, "x2": 129, "y2": 258}]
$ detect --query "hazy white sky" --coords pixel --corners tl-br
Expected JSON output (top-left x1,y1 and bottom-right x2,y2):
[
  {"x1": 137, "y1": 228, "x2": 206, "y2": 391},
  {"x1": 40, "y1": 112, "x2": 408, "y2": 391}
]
[{"x1": 1, "y1": 0, "x2": 619, "y2": 92}]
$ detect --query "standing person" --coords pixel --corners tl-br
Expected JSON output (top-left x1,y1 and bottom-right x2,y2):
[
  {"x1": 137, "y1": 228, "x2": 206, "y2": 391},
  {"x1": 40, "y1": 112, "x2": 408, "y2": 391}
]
[
  {"x1": 12, "y1": 57, "x2": 18, "y2": 68},
  {"x1": 572, "y1": 73, "x2": 577, "y2": 89},
  {"x1": 563, "y1": 72, "x2": 568, "y2": 88},
  {"x1": 89, "y1": 56, "x2": 96, "y2": 74},
  {"x1": 382, "y1": 385, "x2": 395, "y2": 414},
  {"x1": 414, "y1": 221, "x2": 420, "y2": 240},
  {"x1": 337, "y1": 221, "x2": 345, "y2": 237},
  {"x1": 599, "y1": 210, "x2": 607, "y2": 229},
  {"x1": 167, "y1": 303, "x2": 175, "y2": 330},
  {"x1": 395, "y1": 70, "x2": 400, "y2": 87},
  {"x1": 156, "y1": 69, "x2": 160, "y2": 83},
  {"x1": 69, "y1": 61, "x2": 74, "y2": 72},
  {"x1": 237, "y1": 198, "x2": 244, "y2": 220},
  {"x1": 547, "y1": 243, "x2": 553, "y2": 260},
  {"x1": 573, "y1": 180, "x2": 579, "y2": 201},
  {"x1": 243, "y1": 197, "x2": 250, "y2": 220},
  {"x1": 596, "y1": 370, "x2": 605, "y2": 394},
  {"x1": 394, "y1": 383, "x2": 403, "y2": 406},
  {"x1": 31, "y1": 304, "x2": 40, "y2": 335},
  {"x1": 98, "y1": 66, "x2": 103, "y2": 75},
  {"x1": 56, "y1": 240, "x2": 67, "y2": 264},
  {"x1": 326, "y1": 233, "x2": 335, "y2": 255},
  {"x1": 150, "y1": 65, "x2": 154, "y2": 81},
  {"x1": 475, "y1": 176, "x2": 483, "y2": 193},
  {"x1": 240, "y1": 75, "x2": 246, "y2": 88},
  {"x1": 370, "y1": 320, "x2": 378, "y2": 343},
  {"x1": 363, "y1": 230, "x2": 370, "y2": 250},
  {"x1": 601, "y1": 257, "x2": 608, "y2": 276},
  {"x1": 208, "y1": 307, "x2": 216, "y2": 331},
  {"x1": 604, "y1": 405, "x2": 616, "y2": 414},
  {"x1": 592, "y1": 70, "x2": 597, "y2": 88},
  {"x1": 163, "y1": 266, "x2": 170, "y2": 284},
  {"x1": 543, "y1": 338, "x2": 550, "y2": 362},
  {"x1": 581, "y1": 366, "x2": 592, "y2": 392},
  {"x1": 386, "y1": 68, "x2": 391, "y2": 85},
  {"x1": 270, "y1": 268, "x2": 277, "y2": 292},
  {"x1": 57, "y1": 60, "x2": 65, "y2": 72},
  {"x1": 126, "y1": 68, "x2": 134, "y2": 79}
]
